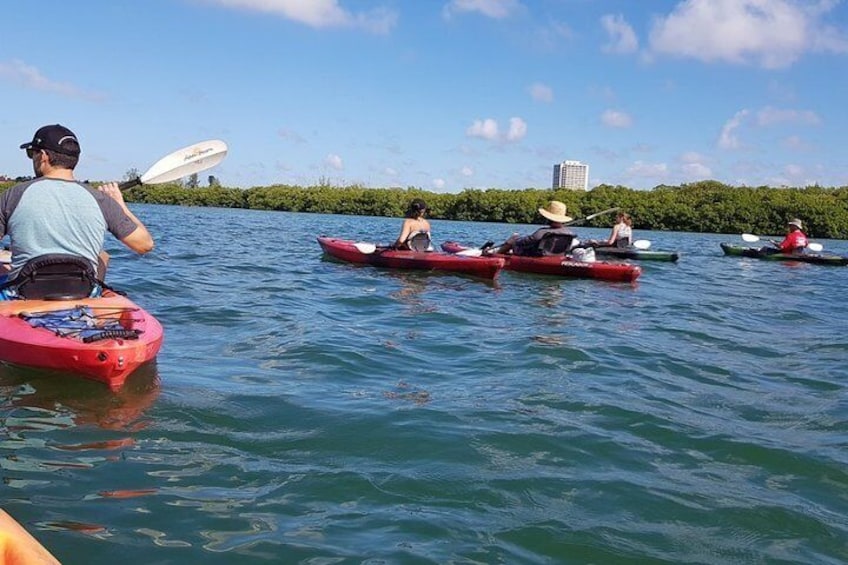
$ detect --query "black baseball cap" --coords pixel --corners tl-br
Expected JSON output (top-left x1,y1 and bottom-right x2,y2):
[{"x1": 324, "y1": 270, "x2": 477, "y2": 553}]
[{"x1": 20, "y1": 124, "x2": 81, "y2": 156}]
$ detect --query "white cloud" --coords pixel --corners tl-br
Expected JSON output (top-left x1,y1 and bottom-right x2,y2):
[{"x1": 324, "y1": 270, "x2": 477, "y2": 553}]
[
  {"x1": 718, "y1": 109, "x2": 749, "y2": 149},
  {"x1": 782, "y1": 135, "x2": 810, "y2": 150},
  {"x1": 466, "y1": 117, "x2": 526, "y2": 142},
  {"x1": 203, "y1": 0, "x2": 397, "y2": 33},
  {"x1": 682, "y1": 162, "x2": 712, "y2": 178},
  {"x1": 277, "y1": 128, "x2": 306, "y2": 143},
  {"x1": 529, "y1": 82, "x2": 554, "y2": 103},
  {"x1": 467, "y1": 118, "x2": 499, "y2": 140},
  {"x1": 601, "y1": 109, "x2": 633, "y2": 128},
  {"x1": 506, "y1": 117, "x2": 527, "y2": 141},
  {"x1": 626, "y1": 161, "x2": 669, "y2": 178},
  {"x1": 325, "y1": 154, "x2": 343, "y2": 170},
  {"x1": 648, "y1": 0, "x2": 848, "y2": 69},
  {"x1": 442, "y1": 0, "x2": 522, "y2": 20},
  {"x1": 461, "y1": 166, "x2": 474, "y2": 177},
  {"x1": 0, "y1": 59, "x2": 105, "y2": 101},
  {"x1": 601, "y1": 13, "x2": 638, "y2": 54},
  {"x1": 756, "y1": 106, "x2": 821, "y2": 126},
  {"x1": 433, "y1": 178, "x2": 446, "y2": 190},
  {"x1": 384, "y1": 167, "x2": 398, "y2": 177},
  {"x1": 784, "y1": 163, "x2": 804, "y2": 177},
  {"x1": 678, "y1": 151, "x2": 712, "y2": 179},
  {"x1": 680, "y1": 151, "x2": 706, "y2": 164}
]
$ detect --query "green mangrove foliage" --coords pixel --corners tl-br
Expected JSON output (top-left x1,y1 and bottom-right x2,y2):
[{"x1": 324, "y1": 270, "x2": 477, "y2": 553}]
[{"x1": 2, "y1": 180, "x2": 847, "y2": 238}]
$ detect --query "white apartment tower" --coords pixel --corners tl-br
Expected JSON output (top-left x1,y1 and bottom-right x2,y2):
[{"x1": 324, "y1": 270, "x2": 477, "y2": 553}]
[{"x1": 552, "y1": 160, "x2": 589, "y2": 191}]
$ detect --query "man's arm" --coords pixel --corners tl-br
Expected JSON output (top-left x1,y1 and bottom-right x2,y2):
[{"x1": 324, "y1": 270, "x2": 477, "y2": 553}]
[{"x1": 98, "y1": 182, "x2": 154, "y2": 254}]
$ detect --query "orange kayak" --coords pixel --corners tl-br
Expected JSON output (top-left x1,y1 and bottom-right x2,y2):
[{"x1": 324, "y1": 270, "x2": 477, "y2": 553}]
[{"x1": 0, "y1": 509, "x2": 60, "y2": 564}]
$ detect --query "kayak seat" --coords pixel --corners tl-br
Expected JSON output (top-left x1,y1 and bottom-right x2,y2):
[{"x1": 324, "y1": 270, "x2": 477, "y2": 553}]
[
  {"x1": 1, "y1": 254, "x2": 99, "y2": 300},
  {"x1": 407, "y1": 231, "x2": 433, "y2": 252},
  {"x1": 537, "y1": 233, "x2": 575, "y2": 256}
]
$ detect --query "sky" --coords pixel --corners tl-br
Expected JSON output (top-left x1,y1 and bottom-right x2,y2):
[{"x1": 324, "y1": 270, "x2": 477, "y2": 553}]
[{"x1": 1, "y1": 0, "x2": 847, "y2": 192}]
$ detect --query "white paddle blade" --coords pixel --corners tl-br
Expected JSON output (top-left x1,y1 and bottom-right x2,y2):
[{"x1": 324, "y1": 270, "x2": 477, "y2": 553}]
[
  {"x1": 808, "y1": 242, "x2": 823, "y2": 252},
  {"x1": 353, "y1": 242, "x2": 377, "y2": 254},
  {"x1": 741, "y1": 233, "x2": 760, "y2": 242},
  {"x1": 456, "y1": 248, "x2": 483, "y2": 257},
  {"x1": 140, "y1": 139, "x2": 228, "y2": 185},
  {"x1": 632, "y1": 239, "x2": 651, "y2": 250}
]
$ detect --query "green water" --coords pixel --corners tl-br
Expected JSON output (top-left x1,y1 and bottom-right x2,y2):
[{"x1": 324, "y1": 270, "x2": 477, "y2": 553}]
[{"x1": 2, "y1": 206, "x2": 847, "y2": 563}]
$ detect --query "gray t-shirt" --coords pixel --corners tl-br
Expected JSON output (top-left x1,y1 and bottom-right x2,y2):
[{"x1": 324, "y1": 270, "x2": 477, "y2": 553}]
[{"x1": 0, "y1": 178, "x2": 138, "y2": 277}]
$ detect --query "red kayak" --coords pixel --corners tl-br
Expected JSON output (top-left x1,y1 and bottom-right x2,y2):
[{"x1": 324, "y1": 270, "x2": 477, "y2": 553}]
[
  {"x1": 441, "y1": 241, "x2": 642, "y2": 283},
  {"x1": 318, "y1": 237, "x2": 505, "y2": 280},
  {"x1": 0, "y1": 289, "x2": 164, "y2": 391}
]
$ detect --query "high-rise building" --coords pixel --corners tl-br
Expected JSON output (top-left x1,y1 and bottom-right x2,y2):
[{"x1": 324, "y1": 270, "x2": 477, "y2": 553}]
[{"x1": 552, "y1": 160, "x2": 589, "y2": 191}]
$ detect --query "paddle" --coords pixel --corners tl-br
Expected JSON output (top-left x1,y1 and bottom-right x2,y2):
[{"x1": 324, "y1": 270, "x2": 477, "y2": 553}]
[
  {"x1": 565, "y1": 207, "x2": 620, "y2": 226},
  {"x1": 741, "y1": 233, "x2": 823, "y2": 252},
  {"x1": 118, "y1": 139, "x2": 228, "y2": 190},
  {"x1": 353, "y1": 242, "x2": 400, "y2": 254},
  {"x1": 354, "y1": 242, "x2": 379, "y2": 254}
]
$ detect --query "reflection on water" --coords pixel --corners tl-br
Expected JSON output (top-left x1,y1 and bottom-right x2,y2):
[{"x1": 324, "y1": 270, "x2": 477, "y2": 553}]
[
  {"x1": 1, "y1": 364, "x2": 162, "y2": 538},
  {"x1": 0, "y1": 363, "x2": 161, "y2": 432}
]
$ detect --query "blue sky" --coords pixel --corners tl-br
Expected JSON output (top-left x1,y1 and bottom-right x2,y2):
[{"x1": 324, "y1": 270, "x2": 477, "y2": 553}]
[{"x1": 2, "y1": 0, "x2": 847, "y2": 192}]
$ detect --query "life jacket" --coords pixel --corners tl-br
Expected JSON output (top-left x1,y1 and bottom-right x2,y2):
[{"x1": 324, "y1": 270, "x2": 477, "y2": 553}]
[
  {"x1": 0, "y1": 253, "x2": 99, "y2": 300},
  {"x1": 615, "y1": 224, "x2": 633, "y2": 247},
  {"x1": 405, "y1": 231, "x2": 433, "y2": 252},
  {"x1": 536, "y1": 233, "x2": 575, "y2": 256}
]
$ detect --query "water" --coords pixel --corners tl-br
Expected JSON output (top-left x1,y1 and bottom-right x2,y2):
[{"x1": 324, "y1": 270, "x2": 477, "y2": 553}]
[{"x1": 2, "y1": 205, "x2": 847, "y2": 564}]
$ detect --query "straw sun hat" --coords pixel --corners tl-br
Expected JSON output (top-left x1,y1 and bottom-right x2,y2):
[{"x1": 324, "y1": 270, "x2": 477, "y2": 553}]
[
  {"x1": 538, "y1": 200, "x2": 573, "y2": 223},
  {"x1": 787, "y1": 218, "x2": 803, "y2": 230}
]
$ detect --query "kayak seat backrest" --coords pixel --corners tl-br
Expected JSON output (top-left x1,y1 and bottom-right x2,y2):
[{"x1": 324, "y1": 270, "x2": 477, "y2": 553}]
[
  {"x1": 4, "y1": 254, "x2": 98, "y2": 300},
  {"x1": 407, "y1": 231, "x2": 433, "y2": 252},
  {"x1": 537, "y1": 233, "x2": 575, "y2": 256}
]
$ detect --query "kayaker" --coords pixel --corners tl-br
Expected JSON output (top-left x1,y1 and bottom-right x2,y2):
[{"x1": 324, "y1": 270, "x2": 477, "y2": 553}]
[
  {"x1": 392, "y1": 198, "x2": 432, "y2": 251},
  {"x1": 771, "y1": 218, "x2": 808, "y2": 253},
  {"x1": 487, "y1": 200, "x2": 576, "y2": 256},
  {"x1": 0, "y1": 124, "x2": 154, "y2": 296},
  {"x1": 605, "y1": 212, "x2": 633, "y2": 248}
]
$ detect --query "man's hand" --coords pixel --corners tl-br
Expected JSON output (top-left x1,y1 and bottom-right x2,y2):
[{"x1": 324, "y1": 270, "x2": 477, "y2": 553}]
[{"x1": 98, "y1": 182, "x2": 126, "y2": 206}]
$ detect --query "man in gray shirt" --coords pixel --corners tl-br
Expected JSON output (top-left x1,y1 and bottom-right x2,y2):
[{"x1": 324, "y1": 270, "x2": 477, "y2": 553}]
[{"x1": 0, "y1": 124, "x2": 154, "y2": 286}]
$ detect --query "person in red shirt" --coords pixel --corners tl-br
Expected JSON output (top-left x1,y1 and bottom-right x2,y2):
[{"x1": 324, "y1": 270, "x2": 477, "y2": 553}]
[{"x1": 774, "y1": 218, "x2": 808, "y2": 253}]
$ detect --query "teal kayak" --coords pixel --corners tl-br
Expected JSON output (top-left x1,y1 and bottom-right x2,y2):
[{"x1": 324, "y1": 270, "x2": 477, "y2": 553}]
[{"x1": 720, "y1": 243, "x2": 848, "y2": 266}]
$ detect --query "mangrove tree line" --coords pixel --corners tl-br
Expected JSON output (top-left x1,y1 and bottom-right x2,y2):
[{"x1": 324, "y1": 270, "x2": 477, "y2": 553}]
[{"x1": 2, "y1": 180, "x2": 847, "y2": 239}]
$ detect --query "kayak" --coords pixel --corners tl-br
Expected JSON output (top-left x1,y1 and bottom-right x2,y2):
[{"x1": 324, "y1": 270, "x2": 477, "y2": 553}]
[
  {"x1": 440, "y1": 241, "x2": 642, "y2": 283},
  {"x1": 0, "y1": 289, "x2": 164, "y2": 390},
  {"x1": 720, "y1": 243, "x2": 848, "y2": 266},
  {"x1": 1, "y1": 509, "x2": 60, "y2": 565},
  {"x1": 592, "y1": 245, "x2": 680, "y2": 262},
  {"x1": 318, "y1": 237, "x2": 506, "y2": 280}
]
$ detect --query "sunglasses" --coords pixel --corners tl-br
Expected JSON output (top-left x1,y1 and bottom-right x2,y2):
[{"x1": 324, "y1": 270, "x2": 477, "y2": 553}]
[{"x1": 25, "y1": 147, "x2": 42, "y2": 159}]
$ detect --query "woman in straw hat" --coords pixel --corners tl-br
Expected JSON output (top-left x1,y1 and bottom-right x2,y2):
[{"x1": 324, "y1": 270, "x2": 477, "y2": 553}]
[
  {"x1": 771, "y1": 218, "x2": 808, "y2": 253},
  {"x1": 488, "y1": 200, "x2": 577, "y2": 256}
]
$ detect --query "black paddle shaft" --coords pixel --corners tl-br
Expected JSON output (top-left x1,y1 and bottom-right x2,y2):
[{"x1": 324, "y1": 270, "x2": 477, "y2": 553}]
[{"x1": 117, "y1": 177, "x2": 142, "y2": 191}]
